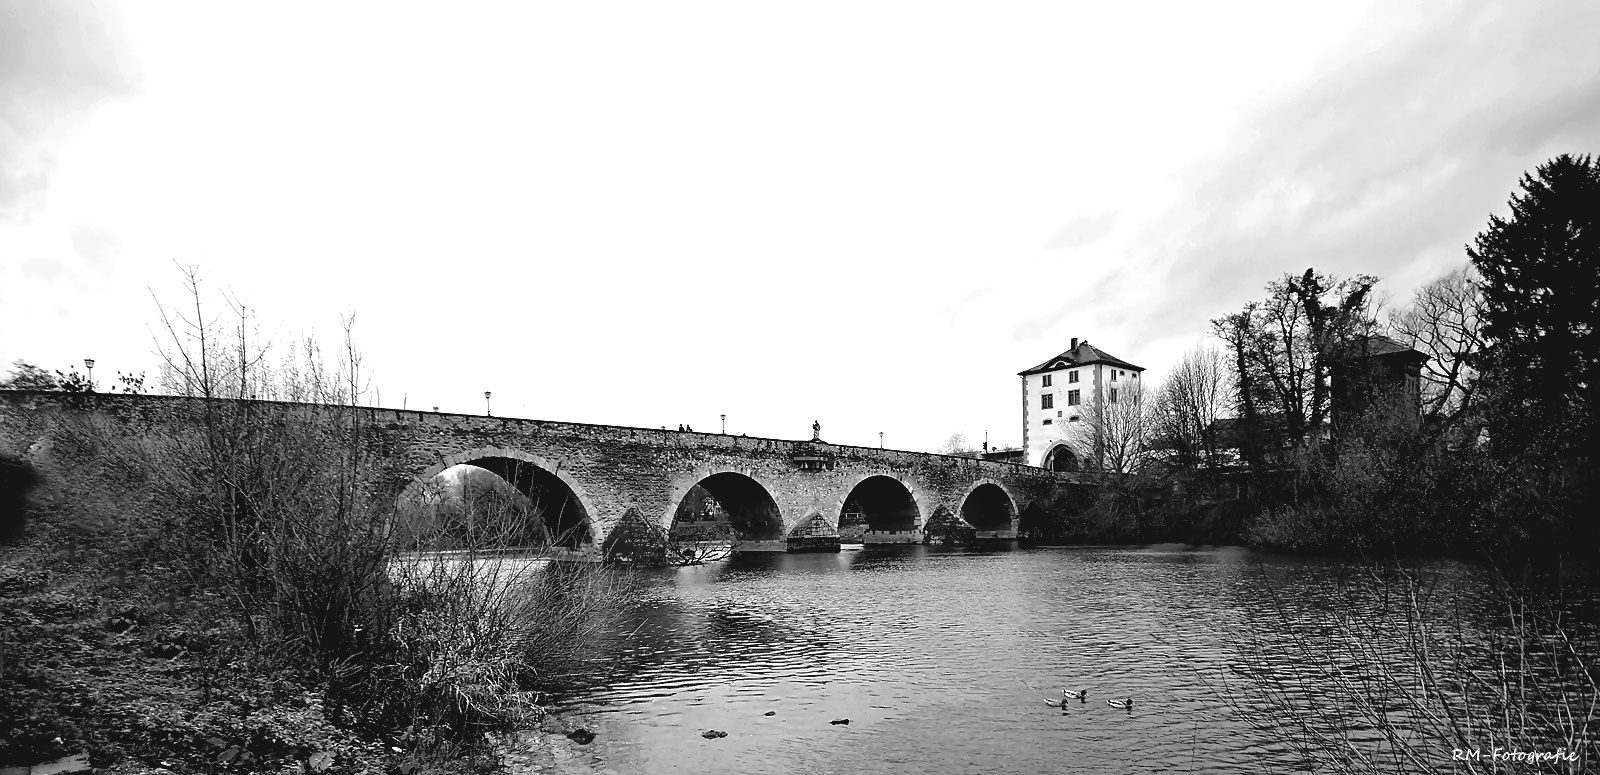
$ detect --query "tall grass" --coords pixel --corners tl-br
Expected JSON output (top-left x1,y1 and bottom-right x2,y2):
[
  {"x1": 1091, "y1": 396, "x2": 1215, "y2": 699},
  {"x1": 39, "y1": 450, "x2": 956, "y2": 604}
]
[
  {"x1": 1218, "y1": 565, "x2": 1597, "y2": 773},
  {"x1": 7, "y1": 267, "x2": 639, "y2": 767}
]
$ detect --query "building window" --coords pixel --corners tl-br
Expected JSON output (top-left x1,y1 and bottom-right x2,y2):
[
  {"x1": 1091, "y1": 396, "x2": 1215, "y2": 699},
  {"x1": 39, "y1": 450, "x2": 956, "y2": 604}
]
[
  {"x1": 1131, "y1": 372, "x2": 1138, "y2": 379},
  {"x1": 1042, "y1": 374, "x2": 1052, "y2": 387},
  {"x1": 1069, "y1": 415, "x2": 1080, "y2": 422},
  {"x1": 1068, "y1": 371, "x2": 1079, "y2": 384},
  {"x1": 1042, "y1": 418, "x2": 1053, "y2": 425},
  {"x1": 1041, "y1": 394, "x2": 1054, "y2": 410},
  {"x1": 1112, "y1": 370, "x2": 1118, "y2": 382},
  {"x1": 1056, "y1": 410, "x2": 1062, "y2": 417},
  {"x1": 1067, "y1": 390, "x2": 1080, "y2": 406},
  {"x1": 1110, "y1": 388, "x2": 1118, "y2": 403}
]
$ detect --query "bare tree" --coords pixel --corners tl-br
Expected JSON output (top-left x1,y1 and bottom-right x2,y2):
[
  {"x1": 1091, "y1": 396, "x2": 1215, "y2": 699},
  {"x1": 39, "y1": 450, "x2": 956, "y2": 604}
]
[
  {"x1": 1069, "y1": 380, "x2": 1154, "y2": 475},
  {"x1": 1388, "y1": 264, "x2": 1483, "y2": 428},
  {"x1": 1152, "y1": 345, "x2": 1231, "y2": 475},
  {"x1": 1211, "y1": 269, "x2": 1381, "y2": 470},
  {"x1": 937, "y1": 432, "x2": 975, "y2": 456}
]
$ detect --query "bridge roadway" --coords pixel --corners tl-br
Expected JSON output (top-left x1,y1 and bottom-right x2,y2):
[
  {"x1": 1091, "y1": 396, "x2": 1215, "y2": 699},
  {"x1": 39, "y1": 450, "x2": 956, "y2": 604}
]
[{"x1": 0, "y1": 391, "x2": 1087, "y2": 556}]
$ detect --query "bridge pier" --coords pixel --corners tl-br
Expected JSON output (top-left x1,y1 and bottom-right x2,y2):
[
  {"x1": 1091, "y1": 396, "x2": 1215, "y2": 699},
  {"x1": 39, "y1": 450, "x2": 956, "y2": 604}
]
[
  {"x1": 545, "y1": 546, "x2": 603, "y2": 562},
  {"x1": 974, "y1": 530, "x2": 1018, "y2": 540},
  {"x1": 861, "y1": 530, "x2": 922, "y2": 544},
  {"x1": 786, "y1": 535, "x2": 842, "y2": 553},
  {"x1": 731, "y1": 539, "x2": 788, "y2": 552}
]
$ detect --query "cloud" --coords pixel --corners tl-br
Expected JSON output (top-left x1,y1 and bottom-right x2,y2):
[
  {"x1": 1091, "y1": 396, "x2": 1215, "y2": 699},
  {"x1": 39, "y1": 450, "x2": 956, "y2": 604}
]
[
  {"x1": 1123, "y1": 0, "x2": 1600, "y2": 347},
  {"x1": 70, "y1": 222, "x2": 120, "y2": 269},
  {"x1": 936, "y1": 286, "x2": 994, "y2": 324},
  {"x1": 1043, "y1": 211, "x2": 1117, "y2": 250},
  {"x1": 0, "y1": 3, "x2": 138, "y2": 219},
  {"x1": 20, "y1": 257, "x2": 68, "y2": 282}
]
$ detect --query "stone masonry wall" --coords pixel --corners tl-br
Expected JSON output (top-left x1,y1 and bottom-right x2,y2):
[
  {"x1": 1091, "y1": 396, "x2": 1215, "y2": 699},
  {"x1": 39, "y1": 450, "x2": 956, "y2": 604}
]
[{"x1": 1, "y1": 391, "x2": 1082, "y2": 549}]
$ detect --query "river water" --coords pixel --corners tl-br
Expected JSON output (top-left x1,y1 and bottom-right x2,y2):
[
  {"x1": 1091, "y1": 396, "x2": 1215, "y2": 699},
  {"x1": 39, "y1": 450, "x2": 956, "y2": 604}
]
[{"x1": 520, "y1": 544, "x2": 1587, "y2": 774}]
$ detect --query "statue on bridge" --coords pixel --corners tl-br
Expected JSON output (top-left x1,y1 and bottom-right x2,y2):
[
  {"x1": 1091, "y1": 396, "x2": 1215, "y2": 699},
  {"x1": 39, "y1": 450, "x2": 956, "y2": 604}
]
[{"x1": 812, "y1": 420, "x2": 821, "y2": 441}]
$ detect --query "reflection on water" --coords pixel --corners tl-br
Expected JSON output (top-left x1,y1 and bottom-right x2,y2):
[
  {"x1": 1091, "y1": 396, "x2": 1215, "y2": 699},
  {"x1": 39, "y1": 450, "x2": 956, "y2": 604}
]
[{"x1": 520, "y1": 545, "x2": 1591, "y2": 774}]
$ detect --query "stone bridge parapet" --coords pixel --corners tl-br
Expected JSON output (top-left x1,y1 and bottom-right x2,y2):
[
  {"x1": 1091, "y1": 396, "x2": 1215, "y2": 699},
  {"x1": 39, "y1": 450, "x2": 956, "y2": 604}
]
[{"x1": 0, "y1": 391, "x2": 1090, "y2": 554}]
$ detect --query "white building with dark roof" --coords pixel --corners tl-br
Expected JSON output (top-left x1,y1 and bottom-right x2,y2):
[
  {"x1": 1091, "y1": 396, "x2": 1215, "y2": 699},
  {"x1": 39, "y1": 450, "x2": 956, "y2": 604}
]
[{"x1": 1017, "y1": 338, "x2": 1146, "y2": 469}]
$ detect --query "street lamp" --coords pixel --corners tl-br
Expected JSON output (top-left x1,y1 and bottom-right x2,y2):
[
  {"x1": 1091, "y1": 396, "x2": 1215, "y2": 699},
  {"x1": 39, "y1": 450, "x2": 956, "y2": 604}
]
[
  {"x1": 484, "y1": 391, "x2": 492, "y2": 416},
  {"x1": 83, "y1": 358, "x2": 95, "y2": 391},
  {"x1": 879, "y1": 431, "x2": 884, "y2": 448},
  {"x1": 721, "y1": 414, "x2": 726, "y2": 434}
]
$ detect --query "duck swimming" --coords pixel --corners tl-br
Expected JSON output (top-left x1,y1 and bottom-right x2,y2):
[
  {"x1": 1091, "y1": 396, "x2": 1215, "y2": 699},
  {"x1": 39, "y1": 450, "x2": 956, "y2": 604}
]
[
  {"x1": 1064, "y1": 689, "x2": 1087, "y2": 702},
  {"x1": 1106, "y1": 698, "x2": 1134, "y2": 710}
]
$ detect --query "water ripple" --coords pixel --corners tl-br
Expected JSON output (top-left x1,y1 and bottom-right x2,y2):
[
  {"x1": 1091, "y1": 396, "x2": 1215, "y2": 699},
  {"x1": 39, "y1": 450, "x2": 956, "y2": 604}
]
[{"x1": 526, "y1": 546, "x2": 1588, "y2": 775}]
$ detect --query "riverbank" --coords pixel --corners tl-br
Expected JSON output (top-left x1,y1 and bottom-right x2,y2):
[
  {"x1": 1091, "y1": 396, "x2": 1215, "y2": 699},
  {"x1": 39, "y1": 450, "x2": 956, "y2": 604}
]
[
  {"x1": 0, "y1": 517, "x2": 648, "y2": 775},
  {"x1": 496, "y1": 722, "x2": 625, "y2": 775},
  {"x1": 1, "y1": 531, "x2": 657, "y2": 775},
  {"x1": 0, "y1": 532, "x2": 399, "y2": 774},
  {"x1": 0, "y1": 379, "x2": 646, "y2": 774}
]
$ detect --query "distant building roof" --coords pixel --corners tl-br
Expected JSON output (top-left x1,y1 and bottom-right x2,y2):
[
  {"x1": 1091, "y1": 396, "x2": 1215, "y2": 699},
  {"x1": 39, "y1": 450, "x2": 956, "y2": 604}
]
[
  {"x1": 1018, "y1": 340, "x2": 1144, "y2": 376},
  {"x1": 1203, "y1": 414, "x2": 1301, "y2": 449},
  {"x1": 1339, "y1": 335, "x2": 1430, "y2": 364},
  {"x1": 981, "y1": 448, "x2": 1026, "y2": 463}
]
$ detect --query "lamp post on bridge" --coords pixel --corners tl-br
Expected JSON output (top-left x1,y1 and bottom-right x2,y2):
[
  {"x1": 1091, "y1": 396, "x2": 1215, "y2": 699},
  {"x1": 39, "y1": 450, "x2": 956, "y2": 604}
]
[
  {"x1": 484, "y1": 391, "x2": 492, "y2": 417},
  {"x1": 84, "y1": 358, "x2": 95, "y2": 392},
  {"x1": 879, "y1": 431, "x2": 883, "y2": 449},
  {"x1": 721, "y1": 414, "x2": 726, "y2": 434}
]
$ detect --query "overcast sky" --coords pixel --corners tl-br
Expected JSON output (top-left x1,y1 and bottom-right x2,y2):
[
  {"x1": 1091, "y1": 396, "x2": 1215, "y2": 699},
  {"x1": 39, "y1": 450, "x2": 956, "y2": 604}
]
[{"x1": 2, "y1": 1, "x2": 1597, "y2": 452}]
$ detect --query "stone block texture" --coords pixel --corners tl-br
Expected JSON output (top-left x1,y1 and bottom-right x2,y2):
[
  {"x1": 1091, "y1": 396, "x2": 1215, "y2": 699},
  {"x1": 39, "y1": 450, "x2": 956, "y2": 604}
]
[{"x1": 0, "y1": 392, "x2": 1085, "y2": 550}]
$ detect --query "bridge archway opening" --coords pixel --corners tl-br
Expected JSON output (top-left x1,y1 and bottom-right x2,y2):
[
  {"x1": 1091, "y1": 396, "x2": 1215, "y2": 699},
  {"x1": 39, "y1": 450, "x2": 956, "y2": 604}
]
[
  {"x1": 840, "y1": 476, "x2": 920, "y2": 534},
  {"x1": 399, "y1": 458, "x2": 592, "y2": 550},
  {"x1": 685, "y1": 472, "x2": 784, "y2": 542},
  {"x1": 1044, "y1": 444, "x2": 1079, "y2": 472},
  {"x1": 960, "y1": 483, "x2": 1016, "y2": 532},
  {"x1": 669, "y1": 483, "x2": 735, "y2": 541}
]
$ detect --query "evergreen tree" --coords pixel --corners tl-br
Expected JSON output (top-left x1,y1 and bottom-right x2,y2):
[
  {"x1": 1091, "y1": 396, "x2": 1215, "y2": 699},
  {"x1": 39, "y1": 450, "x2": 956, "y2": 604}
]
[
  {"x1": 1469, "y1": 153, "x2": 1600, "y2": 458},
  {"x1": 1467, "y1": 154, "x2": 1599, "y2": 553}
]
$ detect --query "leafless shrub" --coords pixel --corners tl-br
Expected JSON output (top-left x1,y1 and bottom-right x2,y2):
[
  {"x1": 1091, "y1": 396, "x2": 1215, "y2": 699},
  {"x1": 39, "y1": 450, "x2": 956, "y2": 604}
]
[
  {"x1": 26, "y1": 266, "x2": 639, "y2": 760},
  {"x1": 1215, "y1": 566, "x2": 1597, "y2": 773}
]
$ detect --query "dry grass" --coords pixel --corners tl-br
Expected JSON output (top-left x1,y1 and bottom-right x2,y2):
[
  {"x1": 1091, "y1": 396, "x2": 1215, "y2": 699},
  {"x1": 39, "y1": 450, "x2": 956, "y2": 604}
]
[
  {"x1": 0, "y1": 268, "x2": 642, "y2": 772},
  {"x1": 1215, "y1": 564, "x2": 1597, "y2": 773}
]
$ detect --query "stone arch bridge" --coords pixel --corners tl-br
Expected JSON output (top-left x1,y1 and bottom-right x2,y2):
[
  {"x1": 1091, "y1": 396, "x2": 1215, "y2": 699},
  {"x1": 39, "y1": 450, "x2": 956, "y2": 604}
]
[{"x1": 1, "y1": 392, "x2": 1087, "y2": 556}]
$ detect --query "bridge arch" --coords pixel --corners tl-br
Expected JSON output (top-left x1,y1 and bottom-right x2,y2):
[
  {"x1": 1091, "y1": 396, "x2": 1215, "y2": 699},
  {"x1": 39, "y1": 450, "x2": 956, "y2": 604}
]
[
  {"x1": 958, "y1": 478, "x2": 1018, "y2": 533},
  {"x1": 835, "y1": 473, "x2": 923, "y2": 533},
  {"x1": 1041, "y1": 442, "x2": 1080, "y2": 473},
  {"x1": 664, "y1": 467, "x2": 786, "y2": 543},
  {"x1": 401, "y1": 447, "x2": 600, "y2": 548}
]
